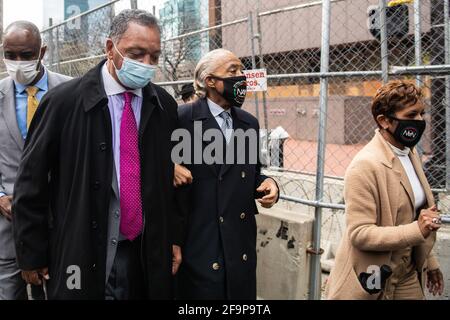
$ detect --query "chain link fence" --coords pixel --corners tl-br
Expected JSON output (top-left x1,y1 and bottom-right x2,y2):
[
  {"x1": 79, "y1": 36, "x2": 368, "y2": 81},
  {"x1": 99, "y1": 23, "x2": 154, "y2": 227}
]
[
  {"x1": 155, "y1": 0, "x2": 450, "y2": 299},
  {"x1": 1, "y1": 0, "x2": 449, "y2": 299}
]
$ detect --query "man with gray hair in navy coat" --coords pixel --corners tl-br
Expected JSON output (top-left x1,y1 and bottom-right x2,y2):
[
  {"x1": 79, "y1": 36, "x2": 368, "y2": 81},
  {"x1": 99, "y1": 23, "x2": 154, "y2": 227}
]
[{"x1": 174, "y1": 49, "x2": 279, "y2": 300}]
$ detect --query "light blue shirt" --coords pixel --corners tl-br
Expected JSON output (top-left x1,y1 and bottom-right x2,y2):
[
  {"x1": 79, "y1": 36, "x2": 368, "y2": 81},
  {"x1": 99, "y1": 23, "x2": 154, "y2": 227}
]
[
  {"x1": 14, "y1": 68, "x2": 49, "y2": 140},
  {"x1": 207, "y1": 98, "x2": 233, "y2": 142},
  {"x1": 101, "y1": 62, "x2": 143, "y2": 191}
]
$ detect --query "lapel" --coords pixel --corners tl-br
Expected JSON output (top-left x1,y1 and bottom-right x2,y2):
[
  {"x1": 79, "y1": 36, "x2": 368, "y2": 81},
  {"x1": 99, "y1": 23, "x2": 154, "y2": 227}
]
[
  {"x1": 47, "y1": 70, "x2": 68, "y2": 90},
  {"x1": 219, "y1": 107, "x2": 252, "y2": 178},
  {"x1": 139, "y1": 84, "x2": 163, "y2": 138},
  {"x1": 0, "y1": 78, "x2": 24, "y2": 149},
  {"x1": 394, "y1": 158, "x2": 416, "y2": 214},
  {"x1": 82, "y1": 60, "x2": 110, "y2": 113},
  {"x1": 47, "y1": 70, "x2": 56, "y2": 89},
  {"x1": 80, "y1": 61, "x2": 116, "y2": 208},
  {"x1": 375, "y1": 130, "x2": 419, "y2": 221},
  {"x1": 374, "y1": 130, "x2": 405, "y2": 225},
  {"x1": 192, "y1": 98, "x2": 223, "y2": 176},
  {"x1": 409, "y1": 148, "x2": 435, "y2": 208}
]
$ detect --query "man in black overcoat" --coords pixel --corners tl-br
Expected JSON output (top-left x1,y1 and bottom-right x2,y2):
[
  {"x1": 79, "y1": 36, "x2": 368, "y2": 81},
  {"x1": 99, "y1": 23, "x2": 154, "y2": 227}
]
[{"x1": 12, "y1": 10, "x2": 182, "y2": 299}]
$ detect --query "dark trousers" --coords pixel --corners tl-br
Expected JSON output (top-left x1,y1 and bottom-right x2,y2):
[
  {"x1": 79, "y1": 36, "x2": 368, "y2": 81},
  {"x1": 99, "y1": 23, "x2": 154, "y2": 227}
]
[
  {"x1": 176, "y1": 266, "x2": 227, "y2": 300},
  {"x1": 30, "y1": 284, "x2": 46, "y2": 300},
  {"x1": 105, "y1": 236, "x2": 146, "y2": 300}
]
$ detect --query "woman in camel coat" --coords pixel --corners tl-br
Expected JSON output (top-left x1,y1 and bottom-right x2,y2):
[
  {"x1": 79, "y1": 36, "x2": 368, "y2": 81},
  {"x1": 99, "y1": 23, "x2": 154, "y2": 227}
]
[{"x1": 326, "y1": 80, "x2": 444, "y2": 300}]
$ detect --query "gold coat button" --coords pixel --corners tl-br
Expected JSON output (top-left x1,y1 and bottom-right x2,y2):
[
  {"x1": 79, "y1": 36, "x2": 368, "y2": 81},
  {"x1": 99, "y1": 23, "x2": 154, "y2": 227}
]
[
  {"x1": 242, "y1": 254, "x2": 248, "y2": 261},
  {"x1": 240, "y1": 213, "x2": 246, "y2": 220},
  {"x1": 212, "y1": 263, "x2": 220, "y2": 270}
]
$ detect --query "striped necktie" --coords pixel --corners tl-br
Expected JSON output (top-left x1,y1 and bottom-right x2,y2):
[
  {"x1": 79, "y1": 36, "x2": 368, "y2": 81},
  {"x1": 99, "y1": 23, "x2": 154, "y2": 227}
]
[{"x1": 219, "y1": 110, "x2": 232, "y2": 144}]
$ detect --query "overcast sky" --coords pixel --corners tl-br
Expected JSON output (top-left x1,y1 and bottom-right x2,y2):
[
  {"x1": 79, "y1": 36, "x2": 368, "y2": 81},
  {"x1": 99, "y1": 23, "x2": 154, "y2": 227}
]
[
  {"x1": 3, "y1": 0, "x2": 166, "y2": 31},
  {"x1": 4, "y1": 0, "x2": 44, "y2": 29}
]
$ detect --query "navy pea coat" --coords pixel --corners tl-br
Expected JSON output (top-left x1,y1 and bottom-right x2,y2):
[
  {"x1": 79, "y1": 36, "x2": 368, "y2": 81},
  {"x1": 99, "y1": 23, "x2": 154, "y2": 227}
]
[{"x1": 175, "y1": 98, "x2": 274, "y2": 300}]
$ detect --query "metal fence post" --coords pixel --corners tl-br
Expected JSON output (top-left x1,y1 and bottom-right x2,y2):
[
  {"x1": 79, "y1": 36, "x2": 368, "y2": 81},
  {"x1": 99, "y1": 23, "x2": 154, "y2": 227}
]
[
  {"x1": 47, "y1": 18, "x2": 54, "y2": 71},
  {"x1": 309, "y1": 0, "x2": 331, "y2": 301},
  {"x1": 256, "y1": 10, "x2": 269, "y2": 133},
  {"x1": 380, "y1": 0, "x2": 388, "y2": 84},
  {"x1": 414, "y1": 0, "x2": 422, "y2": 86},
  {"x1": 55, "y1": 26, "x2": 60, "y2": 73},
  {"x1": 256, "y1": 1, "x2": 270, "y2": 166},
  {"x1": 248, "y1": 12, "x2": 260, "y2": 122},
  {"x1": 413, "y1": 0, "x2": 425, "y2": 156},
  {"x1": 444, "y1": 0, "x2": 450, "y2": 191}
]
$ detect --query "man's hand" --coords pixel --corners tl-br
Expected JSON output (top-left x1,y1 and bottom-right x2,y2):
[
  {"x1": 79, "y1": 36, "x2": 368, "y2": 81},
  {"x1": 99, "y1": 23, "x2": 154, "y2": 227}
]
[
  {"x1": 418, "y1": 205, "x2": 441, "y2": 239},
  {"x1": 427, "y1": 268, "x2": 444, "y2": 296},
  {"x1": 172, "y1": 245, "x2": 182, "y2": 275},
  {"x1": 256, "y1": 178, "x2": 279, "y2": 208},
  {"x1": 0, "y1": 195, "x2": 13, "y2": 221},
  {"x1": 22, "y1": 268, "x2": 49, "y2": 286},
  {"x1": 174, "y1": 164, "x2": 193, "y2": 188}
]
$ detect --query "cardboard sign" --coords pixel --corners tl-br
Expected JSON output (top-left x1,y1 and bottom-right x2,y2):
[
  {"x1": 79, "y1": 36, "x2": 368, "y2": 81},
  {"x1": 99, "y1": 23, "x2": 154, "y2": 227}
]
[{"x1": 244, "y1": 69, "x2": 267, "y2": 92}]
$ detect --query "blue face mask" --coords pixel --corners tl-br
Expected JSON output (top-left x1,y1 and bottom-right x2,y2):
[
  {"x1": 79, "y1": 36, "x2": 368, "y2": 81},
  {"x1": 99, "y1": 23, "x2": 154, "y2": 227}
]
[{"x1": 111, "y1": 42, "x2": 157, "y2": 89}]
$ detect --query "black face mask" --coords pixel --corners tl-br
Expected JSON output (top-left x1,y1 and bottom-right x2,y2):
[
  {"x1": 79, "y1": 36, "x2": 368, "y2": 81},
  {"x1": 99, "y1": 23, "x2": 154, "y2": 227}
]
[
  {"x1": 387, "y1": 116, "x2": 426, "y2": 148},
  {"x1": 212, "y1": 75, "x2": 247, "y2": 107}
]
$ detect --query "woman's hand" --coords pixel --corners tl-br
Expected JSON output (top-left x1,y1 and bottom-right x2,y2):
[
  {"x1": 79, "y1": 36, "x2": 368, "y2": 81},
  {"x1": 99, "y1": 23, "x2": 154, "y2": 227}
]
[
  {"x1": 427, "y1": 268, "x2": 444, "y2": 296},
  {"x1": 418, "y1": 205, "x2": 441, "y2": 238}
]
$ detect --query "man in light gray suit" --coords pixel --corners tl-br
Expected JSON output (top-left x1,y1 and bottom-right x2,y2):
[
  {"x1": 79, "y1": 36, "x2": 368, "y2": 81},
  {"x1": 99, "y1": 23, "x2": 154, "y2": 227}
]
[{"x1": 0, "y1": 21, "x2": 72, "y2": 300}]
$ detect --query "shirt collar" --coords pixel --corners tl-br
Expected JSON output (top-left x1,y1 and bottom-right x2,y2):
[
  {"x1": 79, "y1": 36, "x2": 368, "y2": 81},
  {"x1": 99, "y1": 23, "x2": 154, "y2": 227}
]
[
  {"x1": 15, "y1": 66, "x2": 48, "y2": 94},
  {"x1": 101, "y1": 61, "x2": 143, "y2": 98},
  {"x1": 207, "y1": 98, "x2": 231, "y2": 118},
  {"x1": 387, "y1": 141, "x2": 410, "y2": 157}
]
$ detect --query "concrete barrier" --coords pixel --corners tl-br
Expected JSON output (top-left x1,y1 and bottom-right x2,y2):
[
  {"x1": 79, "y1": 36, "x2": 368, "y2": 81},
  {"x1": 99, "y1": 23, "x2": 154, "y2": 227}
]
[
  {"x1": 263, "y1": 170, "x2": 346, "y2": 259},
  {"x1": 256, "y1": 205, "x2": 314, "y2": 300}
]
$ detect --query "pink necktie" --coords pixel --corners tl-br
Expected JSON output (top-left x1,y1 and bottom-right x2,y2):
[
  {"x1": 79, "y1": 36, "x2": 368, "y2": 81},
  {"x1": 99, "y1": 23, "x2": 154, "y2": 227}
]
[{"x1": 119, "y1": 92, "x2": 143, "y2": 241}]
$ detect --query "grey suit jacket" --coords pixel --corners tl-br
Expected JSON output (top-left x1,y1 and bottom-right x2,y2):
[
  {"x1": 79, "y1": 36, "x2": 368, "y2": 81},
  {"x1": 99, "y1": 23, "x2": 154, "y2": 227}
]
[
  {"x1": 0, "y1": 70, "x2": 72, "y2": 260},
  {"x1": 105, "y1": 163, "x2": 121, "y2": 283}
]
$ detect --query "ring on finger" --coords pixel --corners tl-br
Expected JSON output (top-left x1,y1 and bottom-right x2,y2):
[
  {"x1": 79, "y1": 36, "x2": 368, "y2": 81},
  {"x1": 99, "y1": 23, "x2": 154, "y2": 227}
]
[{"x1": 432, "y1": 217, "x2": 442, "y2": 224}]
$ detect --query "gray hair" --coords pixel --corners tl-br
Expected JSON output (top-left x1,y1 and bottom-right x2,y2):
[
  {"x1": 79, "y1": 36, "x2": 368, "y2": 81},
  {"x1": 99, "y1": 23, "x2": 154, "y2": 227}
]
[
  {"x1": 194, "y1": 49, "x2": 235, "y2": 98},
  {"x1": 109, "y1": 9, "x2": 160, "y2": 42}
]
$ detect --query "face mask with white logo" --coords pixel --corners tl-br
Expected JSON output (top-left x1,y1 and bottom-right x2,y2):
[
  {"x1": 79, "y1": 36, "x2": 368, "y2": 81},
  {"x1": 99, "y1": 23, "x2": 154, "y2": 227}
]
[
  {"x1": 111, "y1": 42, "x2": 157, "y2": 90},
  {"x1": 3, "y1": 49, "x2": 43, "y2": 85},
  {"x1": 211, "y1": 75, "x2": 247, "y2": 108},
  {"x1": 387, "y1": 116, "x2": 426, "y2": 148}
]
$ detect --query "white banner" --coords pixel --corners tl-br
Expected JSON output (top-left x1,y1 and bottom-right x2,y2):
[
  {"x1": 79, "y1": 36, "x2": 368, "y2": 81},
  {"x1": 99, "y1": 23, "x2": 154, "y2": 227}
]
[{"x1": 244, "y1": 69, "x2": 268, "y2": 92}]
